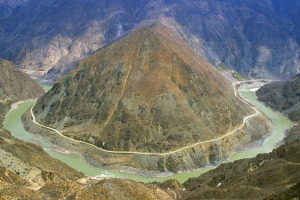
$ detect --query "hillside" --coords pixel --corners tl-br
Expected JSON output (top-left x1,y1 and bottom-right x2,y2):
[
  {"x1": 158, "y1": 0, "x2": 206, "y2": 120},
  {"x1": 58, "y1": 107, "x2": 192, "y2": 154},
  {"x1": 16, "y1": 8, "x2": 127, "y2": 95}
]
[
  {"x1": 178, "y1": 74, "x2": 300, "y2": 199},
  {"x1": 179, "y1": 129, "x2": 300, "y2": 199},
  {"x1": 32, "y1": 24, "x2": 251, "y2": 153},
  {"x1": 0, "y1": 56, "x2": 174, "y2": 200},
  {"x1": 0, "y1": 59, "x2": 44, "y2": 125},
  {"x1": 256, "y1": 73, "x2": 300, "y2": 121},
  {"x1": 0, "y1": 59, "x2": 44, "y2": 101},
  {"x1": 0, "y1": 0, "x2": 299, "y2": 80}
]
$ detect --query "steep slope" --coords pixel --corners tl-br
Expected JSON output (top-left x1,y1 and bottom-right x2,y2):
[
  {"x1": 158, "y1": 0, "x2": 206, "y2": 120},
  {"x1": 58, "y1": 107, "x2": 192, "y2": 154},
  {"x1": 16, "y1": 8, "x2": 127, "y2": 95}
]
[
  {"x1": 0, "y1": 0, "x2": 299, "y2": 80},
  {"x1": 0, "y1": 56, "x2": 172, "y2": 199},
  {"x1": 0, "y1": 0, "x2": 146, "y2": 81},
  {"x1": 33, "y1": 24, "x2": 251, "y2": 153},
  {"x1": 180, "y1": 131, "x2": 300, "y2": 199},
  {"x1": 179, "y1": 75, "x2": 300, "y2": 199},
  {"x1": 0, "y1": 59, "x2": 44, "y2": 125},
  {"x1": 256, "y1": 73, "x2": 300, "y2": 121},
  {"x1": 0, "y1": 59, "x2": 44, "y2": 101}
]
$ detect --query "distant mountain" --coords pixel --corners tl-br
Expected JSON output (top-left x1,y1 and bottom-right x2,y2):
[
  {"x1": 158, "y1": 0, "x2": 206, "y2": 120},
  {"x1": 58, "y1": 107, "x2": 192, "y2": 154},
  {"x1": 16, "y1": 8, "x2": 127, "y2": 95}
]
[
  {"x1": 256, "y1": 73, "x2": 300, "y2": 122},
  {"x1": 0, "y1": 0, "x2": 299, "y2": 81},
  {"x1": 33, "y1": 24, "x2": 250, "y2": 153}
]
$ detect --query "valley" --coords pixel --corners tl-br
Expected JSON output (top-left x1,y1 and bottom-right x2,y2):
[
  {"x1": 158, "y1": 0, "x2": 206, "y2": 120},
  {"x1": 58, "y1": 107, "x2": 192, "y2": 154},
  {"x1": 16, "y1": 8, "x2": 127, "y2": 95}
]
[
  {"x1": 4, "y1": 80, "x2": 292, "y2": 182},
  {"x1": 0, "y1": 1, "x2": 299, "y2": 198}
]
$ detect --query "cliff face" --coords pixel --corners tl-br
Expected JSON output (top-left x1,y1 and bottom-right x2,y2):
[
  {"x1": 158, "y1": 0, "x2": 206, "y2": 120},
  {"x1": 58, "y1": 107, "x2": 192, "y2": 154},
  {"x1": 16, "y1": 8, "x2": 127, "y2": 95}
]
[
  {"x1": 256, "y1": 74, "x2": 300, "y2": 121},
  {"x1": 0, "y1": 0, "x2": 299, "y2": 80},
  {"x1": 33, "y1": 24, "x2": 250, "y2": 153}
]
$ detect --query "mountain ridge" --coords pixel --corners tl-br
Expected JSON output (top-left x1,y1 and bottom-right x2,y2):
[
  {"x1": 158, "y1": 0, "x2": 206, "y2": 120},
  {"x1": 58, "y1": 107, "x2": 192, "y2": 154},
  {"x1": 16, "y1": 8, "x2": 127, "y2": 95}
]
[
  {"x1": 0, "y1": 0, "x2": 299, "y2": 80},
  {"x1": 33, "y1": 24, "x2": 252, "y2": 153}
]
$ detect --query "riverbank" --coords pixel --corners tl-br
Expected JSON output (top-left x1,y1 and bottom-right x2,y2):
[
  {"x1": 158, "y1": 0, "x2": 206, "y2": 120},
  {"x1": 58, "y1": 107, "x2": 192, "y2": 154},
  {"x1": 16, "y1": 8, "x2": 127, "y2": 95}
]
[{"x1": 3, "y1": 81, "x2": 290, "y2": 183}]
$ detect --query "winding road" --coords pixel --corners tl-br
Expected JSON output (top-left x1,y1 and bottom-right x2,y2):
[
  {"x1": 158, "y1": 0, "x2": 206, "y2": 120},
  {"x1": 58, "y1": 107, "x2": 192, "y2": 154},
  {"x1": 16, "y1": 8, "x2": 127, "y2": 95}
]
[{"x1": 30, "y1": 80, "x2": 262, "y2": 156}]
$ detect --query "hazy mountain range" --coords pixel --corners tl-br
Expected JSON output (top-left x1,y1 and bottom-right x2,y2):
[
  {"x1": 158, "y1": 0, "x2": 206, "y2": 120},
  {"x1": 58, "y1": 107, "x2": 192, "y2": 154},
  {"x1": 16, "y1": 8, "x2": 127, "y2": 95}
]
[{"x1": 0, "y1": 0, "x2": 299, "y2": 81}]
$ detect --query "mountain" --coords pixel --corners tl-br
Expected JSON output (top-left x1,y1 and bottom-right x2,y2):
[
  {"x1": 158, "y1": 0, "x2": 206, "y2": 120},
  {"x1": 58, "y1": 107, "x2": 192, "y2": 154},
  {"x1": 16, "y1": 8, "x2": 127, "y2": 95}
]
[
  {"x1": 0, "y1": 59, "x2": 44, "y2": 101},
  {"x1": 256, "y1": 73, "x2": 300, "y2": 122},
  {"x1": 0, "y1": 59, "x2": 44, "y2": 124},
  {"x1": 0, "y1": 0, "x2": 299, "y2": 81},
  {"x1": 32, "y1": 24, "x2": 251, "y2": 153},
  {"x1": 0, "y1": 0, "x2": 146, "y2": 81},
  {"x1": 178, "y1": 75, "x2": 300, "y2": 199},
  {"x1": 0, "y1": 56, "x2": 173, "y2": 200}
]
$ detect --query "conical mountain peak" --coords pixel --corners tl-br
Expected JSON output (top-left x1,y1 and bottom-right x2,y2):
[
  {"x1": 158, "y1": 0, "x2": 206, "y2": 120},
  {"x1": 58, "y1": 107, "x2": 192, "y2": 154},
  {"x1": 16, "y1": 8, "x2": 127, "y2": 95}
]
[{"x1": 34, "y1": 24, "x2": 249, "y2": 153}]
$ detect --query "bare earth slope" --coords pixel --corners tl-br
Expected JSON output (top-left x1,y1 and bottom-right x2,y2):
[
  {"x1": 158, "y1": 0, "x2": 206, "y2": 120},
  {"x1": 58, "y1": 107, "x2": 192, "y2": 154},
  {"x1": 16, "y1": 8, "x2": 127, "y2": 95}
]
[
  {"x1": 0, "y1": 59, "x2": 44, "y2": 125},
  {"x1": 256, "y1": 73, "x2": 300, "y2": 121},
  {"x1": 33, "y1": 24, "x2": 251, "y2": 153},
  {"x1": 0, "y1": 57, "x2": 173, "y2": 199},
  {"x1": 179, "y1": 75, "x2": 300, "y2": 199},
  {"x1": 0, "y1": 59, "x2": 44, "y2": 101}
]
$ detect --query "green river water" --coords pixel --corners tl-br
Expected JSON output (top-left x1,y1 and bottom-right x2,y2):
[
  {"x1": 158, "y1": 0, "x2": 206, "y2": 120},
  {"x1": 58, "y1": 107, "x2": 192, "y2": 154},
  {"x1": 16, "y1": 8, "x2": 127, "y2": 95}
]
[{"x1": 3, "y1": 83, "x2": 293, "y2": 183}]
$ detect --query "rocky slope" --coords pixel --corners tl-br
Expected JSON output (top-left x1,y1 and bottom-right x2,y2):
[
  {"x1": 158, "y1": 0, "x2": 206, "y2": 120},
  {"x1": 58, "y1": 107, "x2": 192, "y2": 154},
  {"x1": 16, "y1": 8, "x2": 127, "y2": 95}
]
[
  {"x1": 179, "y1": 128, "x2": 300, "y2": 199},
  {"x1": 0, "y1": 59, "x2": 44, "y2": 125},
  {"x1": 0, "y1": 57, "x2": 174, "y2": 199},
  {"x1": 178, "y1": 76, "x2": 300, "y2": 199},
  {"x1": 33, "y1": 24, "x2": 251, "y2": 153},
  {"x1": 0, "y1": 59, "x2": 44, "y2": 101},
  {"x1": 0, "y1": 116, "x2": 173, "y2": 199},
  {"x1": 256, "y1": 73, "x2": 300, "y2": 121},
  {"x1": 0, "y1": 0, "x2": 299, "y2": 80}
]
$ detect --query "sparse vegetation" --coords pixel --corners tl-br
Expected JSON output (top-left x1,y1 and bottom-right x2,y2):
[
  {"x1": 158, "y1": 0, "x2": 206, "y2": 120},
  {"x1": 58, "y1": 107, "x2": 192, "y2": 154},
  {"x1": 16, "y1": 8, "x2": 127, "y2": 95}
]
[
  {"x1": 232, "y1": 71, "x2": 246, "y2": 81},
  {"x1": 216, "y1": 63, "x2": 229, "y2": 71}
]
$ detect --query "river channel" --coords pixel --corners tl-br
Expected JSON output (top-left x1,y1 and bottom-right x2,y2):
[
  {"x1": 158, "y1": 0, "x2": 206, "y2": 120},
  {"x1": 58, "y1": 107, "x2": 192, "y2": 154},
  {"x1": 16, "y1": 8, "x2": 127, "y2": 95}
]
[{"x1": 3, "y1": 82, "x2": 292, "y2": 183}]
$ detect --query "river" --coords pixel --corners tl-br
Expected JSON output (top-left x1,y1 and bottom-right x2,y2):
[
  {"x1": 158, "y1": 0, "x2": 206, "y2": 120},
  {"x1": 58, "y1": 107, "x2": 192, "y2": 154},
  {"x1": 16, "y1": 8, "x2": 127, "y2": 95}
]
[{"x1": 3, "y1": 82, "x2": 292, "y2": 183}]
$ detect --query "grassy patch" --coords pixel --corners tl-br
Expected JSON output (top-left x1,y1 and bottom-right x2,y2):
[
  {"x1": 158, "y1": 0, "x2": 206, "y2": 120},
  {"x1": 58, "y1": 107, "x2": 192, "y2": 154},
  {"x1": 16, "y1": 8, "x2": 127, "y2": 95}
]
[
  {"x1": 232, "y1": 72, "x2": 246, "y2": 81},
  {"x1": 216, "y1": 63, "x2": 230, "y2": 71}
]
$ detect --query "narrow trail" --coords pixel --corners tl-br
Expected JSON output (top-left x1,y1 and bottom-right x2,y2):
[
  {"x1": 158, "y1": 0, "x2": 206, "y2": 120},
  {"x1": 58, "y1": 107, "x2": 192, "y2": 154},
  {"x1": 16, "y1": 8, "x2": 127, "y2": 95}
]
[{"x1": 30, "y1": 80, "x2": 263, "y2": 156}]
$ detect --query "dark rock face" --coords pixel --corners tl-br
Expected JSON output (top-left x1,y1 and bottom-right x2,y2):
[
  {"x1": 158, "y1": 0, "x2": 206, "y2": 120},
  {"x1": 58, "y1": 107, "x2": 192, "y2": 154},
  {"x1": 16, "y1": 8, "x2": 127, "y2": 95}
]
[
  {"x1": 256, "y1": 73, "x2": 300, "y2": 121},
  {"x1": 0, "y1": 0, "x2": 299, "y2": 80},
  {"x1": 33, "y1": 24, "x2": 250, "y2": 153}
]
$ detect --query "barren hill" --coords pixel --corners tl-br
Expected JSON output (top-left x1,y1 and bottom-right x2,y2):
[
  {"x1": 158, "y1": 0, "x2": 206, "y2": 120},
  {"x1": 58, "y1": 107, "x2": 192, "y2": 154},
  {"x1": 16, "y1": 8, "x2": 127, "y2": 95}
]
[{"x1": 33, "y1": 24, "x2": 251, "y2": 153}]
